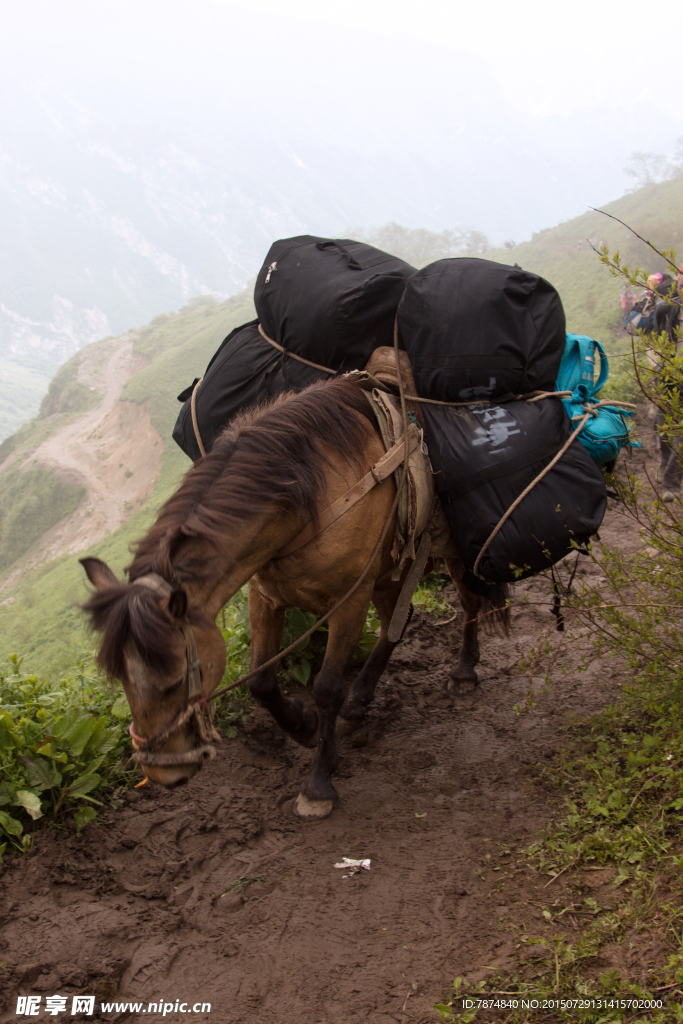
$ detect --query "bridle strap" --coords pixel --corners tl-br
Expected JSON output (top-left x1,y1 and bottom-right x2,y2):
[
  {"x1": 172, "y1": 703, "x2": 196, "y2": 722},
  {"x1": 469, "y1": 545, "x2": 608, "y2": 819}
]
[
  {"x1": 128, "y1": 573, "x2": 209, "y2": 759},
  {"x1": 133, "y1": 573, "x2": 173, "y2": 597}
]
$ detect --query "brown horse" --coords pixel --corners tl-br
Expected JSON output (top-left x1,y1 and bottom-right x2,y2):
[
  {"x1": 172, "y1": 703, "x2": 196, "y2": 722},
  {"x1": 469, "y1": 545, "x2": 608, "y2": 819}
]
[{"x1": 81, "y1": 376, "x2": 507, "y2": 819}]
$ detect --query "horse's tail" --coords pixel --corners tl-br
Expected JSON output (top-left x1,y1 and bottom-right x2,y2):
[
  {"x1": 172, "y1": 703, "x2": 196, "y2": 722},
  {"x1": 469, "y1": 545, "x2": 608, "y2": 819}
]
[
  {"x1": 479, "y1": 582, "x2": 511, "y2": 635},
  {"x1": 450, "y1": 565, "x2": 511, "y2": 635}
]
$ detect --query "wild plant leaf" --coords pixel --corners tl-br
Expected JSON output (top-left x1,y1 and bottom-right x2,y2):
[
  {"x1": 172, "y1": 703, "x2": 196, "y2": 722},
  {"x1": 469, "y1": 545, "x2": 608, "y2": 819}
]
[
  {"x1": 84, "y1": 755, "x2": 105, "y2": 775},
  {"x1": 88, "y1": 724, "x2": 121, "y2": 756},
  {"x1": 51, "y1": 707, "x2": 81, "y2": 740},
  {"x1": 21, "y1": 755, "x2": 62, "y2": 791},
  {"x1": 62, "y1": 716, "x2": 98, "y2": 757},
  {"x1": 0, "y1": 712, "x2": 19, "y2": 749},
  {"x1": 0, "y1": 782, "x2": 14, "y2": 805},
  {"x1": 66, "y1": 773, "x2": 101, "y2": 798},
  {"x1": 0, "y1": 809, "x2": 23, "y2": 837},
  {"x1": 33, "y1": 742, "x2": 68, "y2": 763},
  {"x1": 290, "y1": 660, "x2": 311, "y2": 685},
  {"x1": 82, "y1": 717, "x2": 108, "y2": 753},
  {"x1": 13, "y1": 790, "x2": 43, "y2": 820},
  {"x1": 73, "y1": 806, "x2": 97, "y2": 834},
  {"x1": 110, "y1": 695, "x2": 130, "y2": 719}
]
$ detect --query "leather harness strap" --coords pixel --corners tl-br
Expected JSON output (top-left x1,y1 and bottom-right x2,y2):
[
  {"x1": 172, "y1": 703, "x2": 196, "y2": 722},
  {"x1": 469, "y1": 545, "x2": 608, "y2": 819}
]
[{"x1": 275, "y1": 438, "x2": 406, "y2": 559}]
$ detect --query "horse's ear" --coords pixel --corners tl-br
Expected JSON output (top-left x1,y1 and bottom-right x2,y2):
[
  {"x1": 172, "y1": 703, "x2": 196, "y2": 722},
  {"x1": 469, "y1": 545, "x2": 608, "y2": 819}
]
[
  {"x1": 80, "y1": 557, "x2": 118, "y2": 591},
  {"x1": 167, "y1": 587, "x2": 187, "y2": 620}
]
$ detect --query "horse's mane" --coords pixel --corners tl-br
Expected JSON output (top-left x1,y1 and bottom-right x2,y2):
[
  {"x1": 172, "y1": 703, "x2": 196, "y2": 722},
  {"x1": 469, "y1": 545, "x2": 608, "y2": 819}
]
[
  {"x1": 83, "y1": 377, "x2": 375, "y2": 680},
  {"x1": 129, "y1": 376, "x2": 374, "y2": 583}
]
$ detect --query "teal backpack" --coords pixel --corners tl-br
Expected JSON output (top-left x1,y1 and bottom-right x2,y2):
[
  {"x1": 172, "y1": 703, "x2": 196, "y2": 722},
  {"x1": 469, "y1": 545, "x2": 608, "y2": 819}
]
[{"x1": 555, "y1": 333, "x2": 639, "y2": 466}]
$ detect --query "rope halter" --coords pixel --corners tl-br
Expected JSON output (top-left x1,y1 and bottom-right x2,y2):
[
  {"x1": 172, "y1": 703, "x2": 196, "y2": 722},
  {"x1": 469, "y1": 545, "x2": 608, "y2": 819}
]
[{"x1": 125, "y1": 573, "x2": 221, "y2": 769}]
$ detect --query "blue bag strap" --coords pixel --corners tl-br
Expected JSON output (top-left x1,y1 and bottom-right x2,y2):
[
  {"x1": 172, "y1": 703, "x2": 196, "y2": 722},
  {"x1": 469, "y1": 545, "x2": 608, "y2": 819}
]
[
  {"x1": 590, "y1": 339, "x2": 609, "y2": 397},
  {"x1": 572, "y1": 335, "x2": 609, "y2": 401}
]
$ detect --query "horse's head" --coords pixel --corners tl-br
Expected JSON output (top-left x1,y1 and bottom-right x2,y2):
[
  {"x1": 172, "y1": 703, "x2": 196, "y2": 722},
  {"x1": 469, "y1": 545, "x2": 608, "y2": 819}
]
[{"x1": 80, "y1": 557, "x2": 227, "y2": 788}]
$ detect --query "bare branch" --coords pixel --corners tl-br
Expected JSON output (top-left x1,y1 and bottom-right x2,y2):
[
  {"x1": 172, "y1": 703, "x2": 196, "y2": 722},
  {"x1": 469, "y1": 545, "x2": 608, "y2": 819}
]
[{"x1": 588, "y1": 207, "x2": 680, "y2": 273}]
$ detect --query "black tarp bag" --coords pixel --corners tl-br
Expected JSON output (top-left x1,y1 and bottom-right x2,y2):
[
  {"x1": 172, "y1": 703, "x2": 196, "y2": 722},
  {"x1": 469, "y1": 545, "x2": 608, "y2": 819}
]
[
  {"x1": 172, "y1": 320, "x2": 287, "y2": 462},
  {"x1": 425, "y1": 398, "x2": 607, "y2": 583},
  {"x1": 173, "y1": 236, "x2": 415, "y2": 460},
  {"x1": 398, "y1": 257, "x2": 566, "y2": 402},
  {"x1": 255, "y1": 235, "x2": 416, "y2": 389}
]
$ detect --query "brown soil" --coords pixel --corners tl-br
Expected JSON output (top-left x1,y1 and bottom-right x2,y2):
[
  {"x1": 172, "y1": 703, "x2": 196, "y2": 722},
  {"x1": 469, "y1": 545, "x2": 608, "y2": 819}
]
[{"x1": 0, "y1": 491, "x2": 643, "y2": 1024}]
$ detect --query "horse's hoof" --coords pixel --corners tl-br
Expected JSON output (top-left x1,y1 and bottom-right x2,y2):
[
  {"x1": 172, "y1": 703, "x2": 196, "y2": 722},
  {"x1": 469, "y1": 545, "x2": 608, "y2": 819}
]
[
  {"x1": 448, "y1": 675, "x2": 478, "y2": 696},
  {"x1": 293, "y1": 793, "x2": 334, "y2": 820},
  {"x1": 349, "y1": 726, "x2": 369, "y2": 748},
  {"x1": 336, "y1": 715, "x2": 365, "y2": 740}
]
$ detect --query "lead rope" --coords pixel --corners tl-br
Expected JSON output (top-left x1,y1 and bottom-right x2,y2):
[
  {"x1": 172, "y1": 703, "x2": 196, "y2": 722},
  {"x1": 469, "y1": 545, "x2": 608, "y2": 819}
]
[
  {"x1": 258, "y1": 323, "x2": 337, "y2": 375},
  {"x1": 471, "y1": 396, "x2": 639, "y2": 578},
  {"x1": 472, "y1": 411, "x2": 592, "y2": 578},
  {"x1": 190, "y1": 377, "x2": 206, "y2": 457},
  {"x1": 204, "y1": 469, "x2": 407, "y2": 705}
]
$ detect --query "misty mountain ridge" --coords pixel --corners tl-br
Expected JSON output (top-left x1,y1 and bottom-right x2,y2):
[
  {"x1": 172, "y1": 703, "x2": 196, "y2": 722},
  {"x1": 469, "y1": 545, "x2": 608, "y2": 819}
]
[{"x1": 1, "y1": 0, "x2": 680, "y2": 393}]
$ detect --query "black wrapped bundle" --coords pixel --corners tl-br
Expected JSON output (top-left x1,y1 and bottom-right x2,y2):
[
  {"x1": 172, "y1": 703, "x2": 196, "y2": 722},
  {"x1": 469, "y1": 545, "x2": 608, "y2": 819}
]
[
  {"x1": 255, "y1": 235, "x2": 415, "y2": 389},
  {"x1": 398, "y1": 257, "x2": 566, "y2": 402},
  {"x1": 425, "y1": 398, "x2": 607, "y2": 583},
  {"x1": 172, "y1": 320, "x2": 286, "y2": 462}
]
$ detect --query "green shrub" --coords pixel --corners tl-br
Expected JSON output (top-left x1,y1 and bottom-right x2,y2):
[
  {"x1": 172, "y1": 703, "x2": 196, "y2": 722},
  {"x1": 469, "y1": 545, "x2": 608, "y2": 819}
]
[{"x1": 0, "y1": 654, "x2": 131, "y2": 856}]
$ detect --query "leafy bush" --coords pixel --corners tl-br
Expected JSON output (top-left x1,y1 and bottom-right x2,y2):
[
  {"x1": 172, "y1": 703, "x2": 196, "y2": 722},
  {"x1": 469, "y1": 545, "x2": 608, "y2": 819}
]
[{"x1": 0, "y1": 654, "x2": 131, "y2": 856}]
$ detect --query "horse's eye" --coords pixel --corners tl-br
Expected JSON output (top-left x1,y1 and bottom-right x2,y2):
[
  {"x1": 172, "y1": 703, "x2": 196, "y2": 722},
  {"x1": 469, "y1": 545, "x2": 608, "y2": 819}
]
[{"x1": 165, "y1": 677, "x2": 184, "y2": 694}]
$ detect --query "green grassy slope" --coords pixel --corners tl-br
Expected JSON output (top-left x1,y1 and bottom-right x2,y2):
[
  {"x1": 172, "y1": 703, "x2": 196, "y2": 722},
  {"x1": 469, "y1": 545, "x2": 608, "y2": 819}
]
[
  {"x1": 486, "y1": 176, "x2": 683, "y2": 346},
  {"x1": 0, "y1": 290, "x2": 254, "y2": 676},
  {"x1": 0, "y1": 360, "x2": 51, "y2": 442},
  {"x1": 0, "y1": 466, "x2": 85, "y2": 577}
]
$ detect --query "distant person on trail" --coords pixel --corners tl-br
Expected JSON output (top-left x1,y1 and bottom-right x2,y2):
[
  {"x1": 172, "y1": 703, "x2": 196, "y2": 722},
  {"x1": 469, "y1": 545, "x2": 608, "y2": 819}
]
[
  {"x1": 653, "y1": 267, "x2": 683, "y2": 501},
  {"x1": 654, "y1": 266, "x2": 683, "y2": 341},
  {"x1": 621, "y1": 286, "x2": 637, "y2": 326},
  {"x1": 626, "y1": 272, "x2": 673, "y2": 334}
]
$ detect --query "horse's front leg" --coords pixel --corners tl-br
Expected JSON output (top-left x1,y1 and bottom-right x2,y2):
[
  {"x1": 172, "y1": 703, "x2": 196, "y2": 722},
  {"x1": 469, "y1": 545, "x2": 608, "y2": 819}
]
[
  {"x1": 295, "y1": 588, "x2": 373, "y2": 820},
  {"x1": 337, "y1": 586, "x2": 401, "y2": 740},
  {"x1": 247, "y1": 579, "x2": 319, "y2": 747}
]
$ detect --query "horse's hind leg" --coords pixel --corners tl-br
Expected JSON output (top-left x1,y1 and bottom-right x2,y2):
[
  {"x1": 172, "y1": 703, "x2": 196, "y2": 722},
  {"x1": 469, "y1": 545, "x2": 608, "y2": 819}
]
[
  {"x1": 337, "y1": 586, "x2": 401, "y2": 740},
  {"x1": 449, "y1": 572, "x2": 482, "y2": 695},
  {"x1": 247, "y1": 580, "x2": 319, "y2": 748},
  {"x1": 296, "y1": 588, "x2": 373, "y2": 820}
]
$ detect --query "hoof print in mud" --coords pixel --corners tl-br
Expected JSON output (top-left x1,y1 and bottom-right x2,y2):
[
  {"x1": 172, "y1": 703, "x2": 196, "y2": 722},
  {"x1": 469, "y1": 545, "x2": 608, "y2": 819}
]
[{"x1": 293, "y1": 794, "x2": 335, "y2": 820}]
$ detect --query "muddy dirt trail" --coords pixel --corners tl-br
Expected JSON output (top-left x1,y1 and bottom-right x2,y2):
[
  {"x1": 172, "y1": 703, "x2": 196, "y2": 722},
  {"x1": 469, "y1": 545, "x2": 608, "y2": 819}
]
[{"x1": 0, "y1": 496, "x2": 642, "y2": 1024}]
